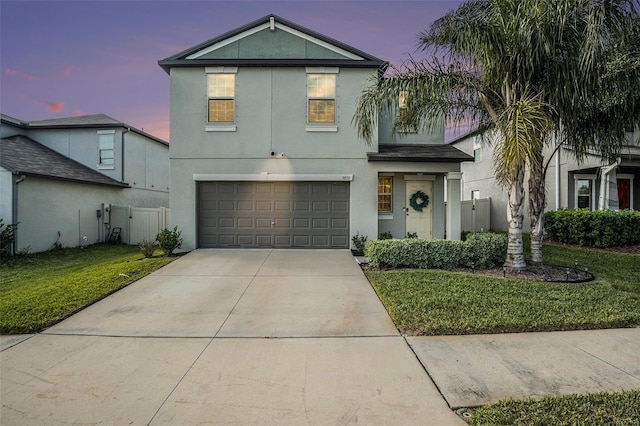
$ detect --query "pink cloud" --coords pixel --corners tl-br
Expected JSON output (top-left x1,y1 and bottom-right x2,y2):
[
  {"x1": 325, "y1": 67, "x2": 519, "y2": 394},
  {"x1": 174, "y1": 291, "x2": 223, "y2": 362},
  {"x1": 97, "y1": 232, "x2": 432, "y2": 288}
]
[
  {"x1": 63, "y1": 66, "x2": 74, "y2": 78},
  {"x1": 25, "y1": 74, "x2": 38, "y2": 82},
  {"x1": 4, "y1": 68, "x2": 37, "y2": 81},
  {"x1": 46, "y1": 102, "x2": 65, "y2": 113},
  {"x1": 74, "y1": 109, "x2": 86, "y2": 116},
  {"x1": 4, "y1": 68, "x2": 19, "y2": 76}
]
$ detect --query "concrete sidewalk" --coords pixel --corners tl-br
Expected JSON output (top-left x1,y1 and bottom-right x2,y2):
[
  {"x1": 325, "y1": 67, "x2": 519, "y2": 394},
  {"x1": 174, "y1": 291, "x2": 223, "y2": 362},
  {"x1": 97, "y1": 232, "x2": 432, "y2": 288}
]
[
  {"x1": 1, "y1": 249, "x2": 463, "y2": 425},
  {"x1": 2, "y1": 249, "x2": 639, "y2": 425}
]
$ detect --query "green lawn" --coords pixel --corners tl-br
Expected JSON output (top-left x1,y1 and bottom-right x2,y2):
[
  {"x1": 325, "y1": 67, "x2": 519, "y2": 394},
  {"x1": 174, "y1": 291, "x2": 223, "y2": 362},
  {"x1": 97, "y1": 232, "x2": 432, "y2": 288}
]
[
  {"x1": 0, "y1": 244, "x2": 177, "y2": 334},
  {"x1": 469, "y1": 390, "x2": 640, "y2": 426},
  {"x1": 365, "y1": 242, "x2": 640, "y2": 335}
]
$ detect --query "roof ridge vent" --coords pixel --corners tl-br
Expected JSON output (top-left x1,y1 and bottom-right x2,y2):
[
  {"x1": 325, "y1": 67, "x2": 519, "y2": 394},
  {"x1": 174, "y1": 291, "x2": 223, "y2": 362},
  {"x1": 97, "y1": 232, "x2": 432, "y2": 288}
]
[{"x1": 270, "y1": 16, "x2": 275, "y2": 31}]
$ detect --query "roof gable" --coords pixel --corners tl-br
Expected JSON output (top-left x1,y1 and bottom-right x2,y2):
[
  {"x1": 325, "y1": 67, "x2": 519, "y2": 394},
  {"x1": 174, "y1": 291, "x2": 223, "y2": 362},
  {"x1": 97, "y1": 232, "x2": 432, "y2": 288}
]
[
  {"x1": 0, "y1": 135, "x2": 129, "y2": 188},
  {"x1": 159, "y1": 14, "x2": 386, "y2": 72}
]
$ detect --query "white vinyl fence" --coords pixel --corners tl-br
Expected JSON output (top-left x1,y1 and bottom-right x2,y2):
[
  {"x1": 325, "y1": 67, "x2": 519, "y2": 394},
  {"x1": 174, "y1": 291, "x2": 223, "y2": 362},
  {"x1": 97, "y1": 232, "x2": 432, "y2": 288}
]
[
  {"x1": 461, "y1": 197, "x2": 491, "y2": 232},
  {"x1": 107, "y1": 205, "x2": 170, "y2": 245}
]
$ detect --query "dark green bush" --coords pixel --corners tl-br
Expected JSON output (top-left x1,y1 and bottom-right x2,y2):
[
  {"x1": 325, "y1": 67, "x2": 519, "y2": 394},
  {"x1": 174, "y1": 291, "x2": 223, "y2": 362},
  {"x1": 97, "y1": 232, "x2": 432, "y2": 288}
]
[
  {"x1": 545, "y1": 209, "x2": 640, "y2": 248},
  {"x1": 156, "y1": 226, "x2": 183, "y2": 256},
  {"x1": 365, "y1": 232, "x2": 507, "y2": 270}
]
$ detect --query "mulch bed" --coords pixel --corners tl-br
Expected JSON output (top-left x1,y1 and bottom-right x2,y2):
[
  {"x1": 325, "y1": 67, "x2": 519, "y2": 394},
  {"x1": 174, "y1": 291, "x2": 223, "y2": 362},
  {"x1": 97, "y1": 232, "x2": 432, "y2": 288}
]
[{"x1": 456, "y1": 263, "x2": 594, "y2": 283}]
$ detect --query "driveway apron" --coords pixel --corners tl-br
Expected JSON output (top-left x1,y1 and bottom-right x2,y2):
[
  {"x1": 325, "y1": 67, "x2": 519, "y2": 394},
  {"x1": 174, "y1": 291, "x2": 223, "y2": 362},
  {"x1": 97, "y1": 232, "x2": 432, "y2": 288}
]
[{"x1": 1, "y1": 249, "x2": 464, "y2": 425}]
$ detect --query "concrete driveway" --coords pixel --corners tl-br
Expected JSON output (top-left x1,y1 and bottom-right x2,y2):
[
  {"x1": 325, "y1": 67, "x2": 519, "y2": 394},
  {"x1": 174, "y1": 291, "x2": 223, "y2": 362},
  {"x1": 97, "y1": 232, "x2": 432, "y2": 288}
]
[{"x1": 1, "y1": 249, "x2": 464, "y2": 425}]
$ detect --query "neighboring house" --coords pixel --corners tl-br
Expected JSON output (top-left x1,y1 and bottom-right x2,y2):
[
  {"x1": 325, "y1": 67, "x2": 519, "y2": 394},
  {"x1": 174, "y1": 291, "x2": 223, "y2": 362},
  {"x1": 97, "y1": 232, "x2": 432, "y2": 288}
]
[
  {"x1": 450, "y1": 126, "x2": 640, "y2": 232},
  {"x1": 0, "y1": 114, "x2": 170, "y2": 253},
  {"x1": 159, "y1": 14, "x2": 473, "y2": 251}
]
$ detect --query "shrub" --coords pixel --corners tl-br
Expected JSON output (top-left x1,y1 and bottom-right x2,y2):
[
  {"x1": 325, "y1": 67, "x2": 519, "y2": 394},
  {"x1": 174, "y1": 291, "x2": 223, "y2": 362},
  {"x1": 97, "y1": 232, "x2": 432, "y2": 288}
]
[
  {"x1": 139, "y1": 240, "x2": 157, "y2": 258},
  {"x1": 405, "y1": 232, "x2": 418, "y2": 239},
  {"x1": 545, "y1": 209, "x2": 640, "y2": 248},
  {"x1": 365, "y1": 232, "x2": 507, "y2": 270},
  {"x1": 378, "y1": 231, "x2": 393, "y2": 240},
  {"x1": 0, "y1": 219, "x2": 18, "y2": 259},
  {"x1": 156, "y1": 226, "x2": 183, "y2": 256},
  {"x1": 351, "y1": 232, "x2": 368, "y2": 255}
]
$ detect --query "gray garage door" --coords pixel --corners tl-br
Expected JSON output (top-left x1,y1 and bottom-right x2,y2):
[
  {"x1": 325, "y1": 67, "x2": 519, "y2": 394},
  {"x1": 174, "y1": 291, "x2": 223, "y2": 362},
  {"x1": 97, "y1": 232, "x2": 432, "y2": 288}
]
[{"x1": 198, "y1": 181, "x2": 350, "y2": 248}]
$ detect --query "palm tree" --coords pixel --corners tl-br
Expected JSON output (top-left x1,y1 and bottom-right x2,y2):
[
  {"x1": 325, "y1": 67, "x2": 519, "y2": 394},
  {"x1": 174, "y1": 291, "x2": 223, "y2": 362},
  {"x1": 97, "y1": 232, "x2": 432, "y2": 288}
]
[{"x1": 353, "y1": 0, "x2": 639, "y2": 268}]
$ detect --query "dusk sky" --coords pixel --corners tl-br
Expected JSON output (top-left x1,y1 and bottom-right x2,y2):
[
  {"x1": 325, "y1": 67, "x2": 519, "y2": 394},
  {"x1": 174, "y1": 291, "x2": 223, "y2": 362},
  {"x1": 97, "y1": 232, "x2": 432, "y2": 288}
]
[{"x1": 1, "y1": 0, "x2": 466, "y2": 142}]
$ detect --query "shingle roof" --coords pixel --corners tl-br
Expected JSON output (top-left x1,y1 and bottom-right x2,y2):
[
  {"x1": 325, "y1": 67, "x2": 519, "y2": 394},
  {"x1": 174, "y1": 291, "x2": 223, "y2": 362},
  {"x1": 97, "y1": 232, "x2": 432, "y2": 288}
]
[
  {"x1": 0, "y1": 135, "x2": 129, "y2": 188},
  {"x1": 159, "y1": 14, "x2": 387, "y2": 73},
  {"x1": 367, "y1": 144, "x2": 475, "y2": 162},
  {"x1": 0, "y1": 114, "x2": 169, "y2": 147},
  {"x1": 27, "y1": 114, "x2": 122, "y2": 127}
]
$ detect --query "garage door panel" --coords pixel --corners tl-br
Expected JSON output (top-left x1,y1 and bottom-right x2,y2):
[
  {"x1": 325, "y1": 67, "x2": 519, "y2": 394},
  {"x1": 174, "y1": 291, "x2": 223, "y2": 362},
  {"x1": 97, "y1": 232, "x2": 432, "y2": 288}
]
[
  {"x1": 198, "y1": 181, "x2": 349, "y2": 248},
  {"x1": 293, "y1": 218, "x2": 310, "y2": 229},
  {"x1": 312, "y1": 218, "x2": 329, "y2": 229},
  {"x1": 312, "y1": 201, "x2": 329, "y2": 212},
  {"x1": 256, "y1": 201, "x2": 273, "y2": 211},
  {"x1": 331, "y1": 218, "x2": 349, "y2": 229}
]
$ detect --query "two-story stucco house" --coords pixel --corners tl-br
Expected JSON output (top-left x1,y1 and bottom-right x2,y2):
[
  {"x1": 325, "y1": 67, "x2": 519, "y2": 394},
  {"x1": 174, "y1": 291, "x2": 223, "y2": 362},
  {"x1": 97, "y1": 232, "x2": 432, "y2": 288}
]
[
  {"x1": 451, "y1": 126, "x2": 640, "y2": 232},
  {"x1": 0, "y1": 114, "x2": 170, "y2": 253},
  {"x1": 159, "y1": 15, "x2": 473, "y2": 251}
]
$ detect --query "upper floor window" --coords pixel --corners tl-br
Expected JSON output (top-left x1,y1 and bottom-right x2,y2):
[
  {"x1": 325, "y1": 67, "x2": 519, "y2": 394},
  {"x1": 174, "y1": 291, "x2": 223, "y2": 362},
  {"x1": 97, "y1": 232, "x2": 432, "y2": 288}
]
[
  {"x1": 208, "y1": 74, "x2": 235, "y2": 122},
  {"x1": 473, "y1": 136, "x2": 482, "y2": 162},
  {"x1": 97, "y1": 130, "x2": 115, "y2": 167},
  {"x1": 378, "y1": 176, "x2": 393, "y2": 212},
  {"x1": 307, "y1": 74, "x2": 336, "y2": 123}
]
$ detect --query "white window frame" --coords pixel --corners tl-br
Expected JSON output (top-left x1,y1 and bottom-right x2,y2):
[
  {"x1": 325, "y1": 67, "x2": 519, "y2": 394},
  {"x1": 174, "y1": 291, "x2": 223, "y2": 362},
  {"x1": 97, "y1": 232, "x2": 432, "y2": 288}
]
[
  {"x1": 471, "y1": 190, "x2": 480, "y2": 200},
  {"x1": 377, "y1": 175, "x2": 393, "y2": 213},
  {"x1": 574, "y1": 174, "x2": 596, "y2": 210},
  {"x1": 306, "y1": 67, "x2": 338, "y2": 132},
  {"x1": 473, "y1": 136, "x2": 482, "y2": 162},
  {"x1": 97, "y1": 130, "x2": 115, "y2": 169},
  {"x1": 205, "y1": 67, "x2": 237, "y2": 132}
]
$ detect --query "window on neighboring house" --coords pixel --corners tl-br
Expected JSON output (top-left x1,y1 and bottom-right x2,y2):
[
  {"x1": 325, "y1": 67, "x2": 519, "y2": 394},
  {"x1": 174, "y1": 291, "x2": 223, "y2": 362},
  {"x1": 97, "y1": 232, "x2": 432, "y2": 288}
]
[
  {"x1": 307, "y1": 74, "x2": 336, "y2": 123},
  {"x1": 471, "y1": 190, "x2": 480, "y2": 200},
  {"x1": 473, "y1": 136, "x2": 482, "y2": 162},
  {"x1": 378, "y1": 176, "x2": 393, "y2": 212},
  {"x1": 397, "y1": 91, "x2": 416, "y2": 133},
  {"x1": 208, "y1": 74, "x2": 235, "y2": 122},
  {"x1": 98, "y1": 130, "x2": 115, "y2": 167},
  {"x1": 576, "y1": 179, "x2": 593, "y2": 209}
]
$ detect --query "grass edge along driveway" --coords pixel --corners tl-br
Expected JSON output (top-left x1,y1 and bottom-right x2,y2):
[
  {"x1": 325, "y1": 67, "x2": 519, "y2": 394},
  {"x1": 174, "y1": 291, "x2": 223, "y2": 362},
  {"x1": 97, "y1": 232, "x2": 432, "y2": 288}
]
[{"x1": 0, "y1": 244, "x2": 177, "y2": 334}]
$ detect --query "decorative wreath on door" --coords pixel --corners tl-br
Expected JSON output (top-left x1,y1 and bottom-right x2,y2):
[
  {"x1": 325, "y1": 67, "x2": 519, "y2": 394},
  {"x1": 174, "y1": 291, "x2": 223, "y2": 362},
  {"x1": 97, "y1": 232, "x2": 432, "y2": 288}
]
[{"x1": 409, "y1": 190, "x2": 430, "y2": 212}]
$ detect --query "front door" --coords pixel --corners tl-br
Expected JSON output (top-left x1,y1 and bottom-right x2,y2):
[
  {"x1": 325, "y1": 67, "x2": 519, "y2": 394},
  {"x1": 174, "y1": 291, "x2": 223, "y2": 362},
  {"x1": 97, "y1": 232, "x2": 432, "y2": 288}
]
[
  {"x1": 405, "y1": 180, "x2": 433, "y2": 239},
  {"x1": 618, "y1": 179, "x2": 630, "y2": 210}
]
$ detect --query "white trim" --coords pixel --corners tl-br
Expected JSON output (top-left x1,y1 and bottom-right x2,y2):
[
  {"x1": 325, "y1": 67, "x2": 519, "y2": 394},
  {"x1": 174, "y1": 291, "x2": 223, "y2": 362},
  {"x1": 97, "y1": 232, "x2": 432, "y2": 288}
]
[
  {"x1": 186, "y1": 21, "x2": 364, "y2": 61},
  {"x1": 205, "y1": 125, "x2": 237, "y2": 132},
  {"x1": 446, "y1": 172, "x2": 463, "y2": 180},
  {"x1": 97, "y1": 129, "x2": 115, "y2": 135},
  {"x1": 403, "y1": 174, "x2": 436, "y2": 181},
  {"x1": 573, "y1": 174, "x2": 596, "y2": 210},
  {"x1": 205, "y1": 66, "x2": 238, "y2": 74},
  {"x1": 97, "y1": 165, "x2": 115, "y2": 170},
  {"x1": 276, "y1": 23, "x2": 363, "y2": 60},
  {"x1": 187, "y1": 23, "x2": 270, "y2": 59},
  {"x1": 193, "y1": 173, "x2": 353, "y2": 182},
  {"x1": 305, "y1": 67, "x2": 339, "y2": 74},
  {"x1": 305, "y1": 126, "x2": 338, "y2": 132},
  {"x1": 616, "y1": 173, "x2": 635, "y2": 208},
  {"x1": 378, "y1": 214, "x2": 394, "y2": 220}
]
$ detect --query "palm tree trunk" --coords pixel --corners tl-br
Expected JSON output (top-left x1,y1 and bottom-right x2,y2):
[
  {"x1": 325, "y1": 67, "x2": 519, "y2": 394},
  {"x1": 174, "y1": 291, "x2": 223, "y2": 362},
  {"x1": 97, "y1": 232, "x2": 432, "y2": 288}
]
[
  {"x1": 529, "y1": 150, "x2": 545, "y2": 264},
  {"x1": 505, "y1": 166, "x2": 527, "y2": 269}
]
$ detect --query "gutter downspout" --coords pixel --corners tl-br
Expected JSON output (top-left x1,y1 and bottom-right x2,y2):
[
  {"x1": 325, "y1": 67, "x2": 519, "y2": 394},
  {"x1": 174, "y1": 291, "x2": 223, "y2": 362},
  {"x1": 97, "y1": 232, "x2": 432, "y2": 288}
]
[
  {"x1": 121, "y1": 127, "x2": 129, "y2": 182},
  {"x1": 598, "y1": 159, "x2": 620, "y2": 210},
  {"x1": 12, "y1": 174, "x2": 26, "y2": 255}
]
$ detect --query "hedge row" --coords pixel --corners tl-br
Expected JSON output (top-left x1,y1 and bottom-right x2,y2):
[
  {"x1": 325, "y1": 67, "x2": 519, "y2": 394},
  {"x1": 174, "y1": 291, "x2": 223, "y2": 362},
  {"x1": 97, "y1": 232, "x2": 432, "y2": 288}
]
[
  {"x1": 365, "y1": 232, "x2": 507, "y2": 270},
  {"x1": 545, "y1": 209, "x2": 640, "y2": 248}
]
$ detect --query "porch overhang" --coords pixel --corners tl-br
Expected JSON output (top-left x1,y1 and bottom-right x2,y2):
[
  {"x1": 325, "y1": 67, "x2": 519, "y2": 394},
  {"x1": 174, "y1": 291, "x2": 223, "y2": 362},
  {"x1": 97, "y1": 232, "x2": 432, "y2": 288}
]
[{"x1": 367, "y1": 144, "x2": 474, "y2": 163}]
